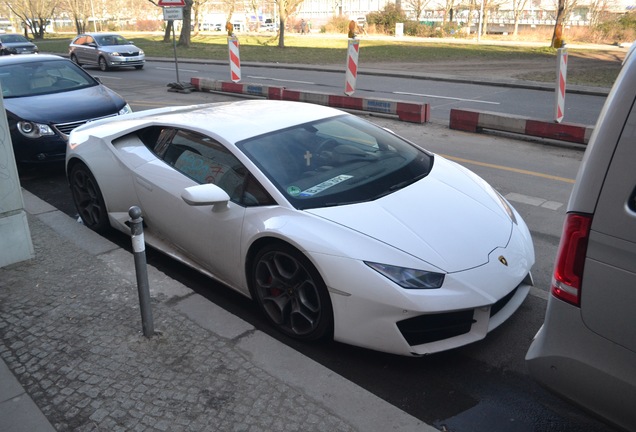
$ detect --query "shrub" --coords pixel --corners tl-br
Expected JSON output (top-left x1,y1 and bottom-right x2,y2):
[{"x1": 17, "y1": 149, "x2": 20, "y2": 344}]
[{"x1": 367, "y1": 4, "x2": 407, "y2": 35}]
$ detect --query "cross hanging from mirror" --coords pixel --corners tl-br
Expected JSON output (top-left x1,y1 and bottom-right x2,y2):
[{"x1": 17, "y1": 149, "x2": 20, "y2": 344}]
[{"x1": 304, "y1": 150, "x2": 313, "y2": 166}]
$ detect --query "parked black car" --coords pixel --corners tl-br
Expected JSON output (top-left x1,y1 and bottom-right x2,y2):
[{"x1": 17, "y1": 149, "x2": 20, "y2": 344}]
[
  {"x1": 0, "y1": 54, "x2": 131, "y2": 164},
  {"x1": 0, "y1": 33, "x2": 38, "y2": 55}
]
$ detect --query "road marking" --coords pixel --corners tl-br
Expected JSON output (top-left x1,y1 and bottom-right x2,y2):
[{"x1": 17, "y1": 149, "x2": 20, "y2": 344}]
[
  {"x1": 441, "y1": 154, "x2": 576, "y2": 184},
  {"x1": 156, "y1": 67, "x2": 199, "y2": 73},
  {"x1": 394, "y1": 91, "x2": 500, "y2": 105},
  {"x1": 248, "y1": 75, "x2": 316, "y2": 85},
  {"x1": 504, "y1": 192, "x2": 563, "y2": 211}
]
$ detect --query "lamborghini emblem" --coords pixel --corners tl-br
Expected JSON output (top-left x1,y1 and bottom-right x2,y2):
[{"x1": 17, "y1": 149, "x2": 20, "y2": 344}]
[{"x1": 498, "y1": 256, "x2": 508, "y2": 266}]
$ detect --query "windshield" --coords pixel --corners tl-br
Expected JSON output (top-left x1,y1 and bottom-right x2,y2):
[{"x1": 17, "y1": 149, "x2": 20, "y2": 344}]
[
  {"x1": 0, "y1": 59, "x2": 97, "y2": 98},
  {"x1": 0, "y1": 34, "x2": 29, "y2": 43},
  {"x1": 238, "y1": 114, "x2": 434, "y2": 209},
  {"x1": 96, "y1": 34, "x2": 129, "y2": 46}
]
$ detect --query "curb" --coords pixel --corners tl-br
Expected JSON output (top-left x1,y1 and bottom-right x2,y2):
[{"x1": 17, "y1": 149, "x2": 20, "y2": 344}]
[
  {"x1": 449, "y1": 108, "x2": 594, "y2": 145},
  {"x1": 190, "y1": 77, "x2": 431, "y2": 123}
]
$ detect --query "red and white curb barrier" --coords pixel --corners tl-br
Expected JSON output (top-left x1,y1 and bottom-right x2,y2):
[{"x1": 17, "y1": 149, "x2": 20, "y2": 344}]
[
  {"x1": 554, "y1": 48, "x2": 568, "y2": 123},
  {"x1": 345, "y1": 39, "x2": 359, "y2": 96},
  {"x1": 228, "y1": 37, "x2": 241, "y2": 83},
  {"x1": 450, "y1": 108, "x2": 593, "y2": 144},
  {"x1": 190, "y1": 77, "x2": 430, "y2": 123}
]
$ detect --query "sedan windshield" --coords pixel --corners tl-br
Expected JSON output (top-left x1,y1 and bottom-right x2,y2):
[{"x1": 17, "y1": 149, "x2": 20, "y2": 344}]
[
  {"x1": 238, "y1": 115, "x2": 434, "y2": 209},
  {"x1": 0, "y1": 59, "x2": 97, "y2": 98},
  {"x1": 96, "y1": 34, "x2": 129, "y2": 46},
  {"x1": 0, "y1": 34, "x2": 30, "y2": 43}
]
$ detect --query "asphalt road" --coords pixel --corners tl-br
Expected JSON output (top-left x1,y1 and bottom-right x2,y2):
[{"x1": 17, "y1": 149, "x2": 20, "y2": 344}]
[
  {"x1": 79, "y1": 58, "x2": 609, "y2": 126},
  {"x1": 17, "y1": 68, "x2": 619, "y2": 432}
]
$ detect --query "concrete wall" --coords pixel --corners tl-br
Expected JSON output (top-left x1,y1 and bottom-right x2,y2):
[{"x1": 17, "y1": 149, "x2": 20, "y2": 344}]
[{"x1": 0, "y1": 90, "x2": 34, "y2": 267}]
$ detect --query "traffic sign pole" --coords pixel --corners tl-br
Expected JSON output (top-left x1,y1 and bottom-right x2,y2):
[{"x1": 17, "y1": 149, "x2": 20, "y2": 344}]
[{"x1": 160, "y1": 5, "x2": 193, "y2": 93}]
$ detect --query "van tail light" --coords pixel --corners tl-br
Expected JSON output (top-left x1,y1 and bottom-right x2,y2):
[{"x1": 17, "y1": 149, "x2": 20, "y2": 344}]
[{"x1": 551, "y1": 213, "x2": 592, "y2": 307}]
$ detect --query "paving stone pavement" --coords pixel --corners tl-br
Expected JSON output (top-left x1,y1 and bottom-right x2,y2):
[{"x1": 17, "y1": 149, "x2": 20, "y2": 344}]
[{"x1": 0, "y1": 191, "x2": 432, "y2": 432}]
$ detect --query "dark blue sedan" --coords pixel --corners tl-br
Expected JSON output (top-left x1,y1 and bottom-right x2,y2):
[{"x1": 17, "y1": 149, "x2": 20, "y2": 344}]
[{"x1": 0, "y1": 54, "x2": 131, "y2": 164}]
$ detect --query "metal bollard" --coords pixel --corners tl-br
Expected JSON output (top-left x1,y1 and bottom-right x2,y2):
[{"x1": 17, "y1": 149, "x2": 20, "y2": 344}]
[{"x1": 128, "y1": 206, "x2": 154, "y2": 338}]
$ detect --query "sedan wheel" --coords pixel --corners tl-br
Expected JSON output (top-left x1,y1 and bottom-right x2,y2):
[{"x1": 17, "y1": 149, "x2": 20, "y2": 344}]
[
  {"x1": 251, "y1": 244, "x2": 333, "y2": 340},
  {"x1": 70, "y1": 54, "x2": 81, "y2": 66},
  {"x1": 69, "y1": 163, "x2": 109, "y2": 233},
  {"x1": 98, "y1": 57, "x2": 110, "y2": 71}
]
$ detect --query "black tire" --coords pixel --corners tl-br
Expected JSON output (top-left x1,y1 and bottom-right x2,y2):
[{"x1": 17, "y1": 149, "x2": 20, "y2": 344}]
[
  {"x1": 70, "y1": 54, "x2": 81, "y2": 66},
  {"x1": 250, "y1": 243, "x2": 333, "y2": 340},
  {"x1": 134, "y1": 65, "x2": 144, "y2": 70},
  {"x1": 69, "y1": 163, "x2": 110, "y2": 233},
  {"x1": 98, "y1": 56, "x2": 110, "y2": 71}
]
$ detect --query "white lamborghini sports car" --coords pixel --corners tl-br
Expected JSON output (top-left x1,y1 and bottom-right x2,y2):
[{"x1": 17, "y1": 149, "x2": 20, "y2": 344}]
[{"x1": 66, "y1": 100, "x2": 535, "y2": 356}]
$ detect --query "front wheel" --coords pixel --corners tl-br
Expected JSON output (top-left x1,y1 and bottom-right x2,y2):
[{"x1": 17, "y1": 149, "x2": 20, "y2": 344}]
[
  {"x1": 70, "y1": 54, "x2": 81, "y2": 66},
  {"x1": 98, "y1": 56, "x2": 110, "y2": 71},
  {"x1": 134, "y1": 65, "x2": 144, "y2": 70},
  {"x1": 250, "y1": 243, "x2": 333, "y2": 340},
  {"x1": 69, "y1": 163, "x2": 110, "y2": 233}
]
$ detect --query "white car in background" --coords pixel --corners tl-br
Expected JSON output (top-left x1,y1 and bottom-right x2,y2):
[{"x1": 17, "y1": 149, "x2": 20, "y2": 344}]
[{"x1": 66, "y1": 100, "x2": 535, "y2": 356}]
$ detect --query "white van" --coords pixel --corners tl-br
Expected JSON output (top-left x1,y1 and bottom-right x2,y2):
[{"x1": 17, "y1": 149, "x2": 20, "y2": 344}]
[{"x1": 526, "y1": 46, "x2": 636, "y2": 431}]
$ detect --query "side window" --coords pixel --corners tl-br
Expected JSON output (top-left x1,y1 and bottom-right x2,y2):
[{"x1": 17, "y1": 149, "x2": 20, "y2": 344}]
[{"x1": 140, "y1": 128, "x2": 275, "y2": 206}]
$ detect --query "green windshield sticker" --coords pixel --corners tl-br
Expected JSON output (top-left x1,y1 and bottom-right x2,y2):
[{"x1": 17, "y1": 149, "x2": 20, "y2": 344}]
[
  {"x1": 299, "y1": 175, "x2": 353, "y2": 197},
  {"x1": 287, "y1": 186, "x2": 302, "y2": 196}
]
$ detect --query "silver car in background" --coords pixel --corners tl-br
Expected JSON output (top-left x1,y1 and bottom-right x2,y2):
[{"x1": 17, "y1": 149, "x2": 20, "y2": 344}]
[
  {"x1": 69, "y1": 33, "x2": 144, "y2": 71},
  {"x1": 526, "y1": 44, "x2": 636, "y2": 431}
]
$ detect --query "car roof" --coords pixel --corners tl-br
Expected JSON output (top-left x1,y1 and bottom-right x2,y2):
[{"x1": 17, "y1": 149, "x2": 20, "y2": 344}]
[
  {"x1": 84, "y1": 100, "x2": 344, "y2": 144},
  {"x1": 157, "y1": 100, "x2": 344, "y2": 143},
  {"x1": 80, "y1": 32, "x2": 122, "y2": 37},
  {"x1": 0, "y1": 54, "x2": 65, "y2": 66}
]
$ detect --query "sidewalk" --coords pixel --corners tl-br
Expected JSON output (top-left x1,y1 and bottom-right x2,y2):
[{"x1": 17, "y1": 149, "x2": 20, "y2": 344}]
[{"x1": 0, "y1": 190, "x2": 435, "y2": 431}]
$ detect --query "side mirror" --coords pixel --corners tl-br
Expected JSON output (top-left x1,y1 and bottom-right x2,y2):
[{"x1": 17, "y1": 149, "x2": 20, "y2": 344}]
[{"x1": 181, "y1": 183, "x2": 230, "y2": 207}]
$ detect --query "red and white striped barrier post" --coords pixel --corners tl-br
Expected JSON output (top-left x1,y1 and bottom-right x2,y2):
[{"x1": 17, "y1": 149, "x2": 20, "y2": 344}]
[
  {"x1": 228, "y1": 36, "x2": 241, "y2": 83},
  {"x1": 554, "y1": 48, "x2": 568, "y2": 123},
  {"x1": 345, "y1": 39, "x2": 359, "y2": 96}
]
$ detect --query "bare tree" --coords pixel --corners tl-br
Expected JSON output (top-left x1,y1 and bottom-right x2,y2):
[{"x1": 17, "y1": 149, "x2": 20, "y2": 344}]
[
  {"x1": 177, "y1": 0, "x2": 193, "y2": 47},
  {"x1": 551, "y1": 0, "x2": 578, "y2": 47},
  {"x1": 276, "y1": 0, "x2": 305, "y2": 48},
  {"x1": 61, "y1": 0, "x2": 90, "y2": 34},
  {"x1": 511, "y1": 0, "x2": 530, "y2": 36},
  {"x1": 588, "y1": 0, "x2": 613, "y2": 26},
  {"x1": 442, "y1": 0, "x2": 455, "y2": 24},
  {"x1": 551, "y1": 0, "x2": 565, "y2": 47},
  {"x1": 5, "y1": 0, "x2": 58, "y2": 39},
  {"x1": 405, "y1": 0, "x2": 431, "y2": 21}
]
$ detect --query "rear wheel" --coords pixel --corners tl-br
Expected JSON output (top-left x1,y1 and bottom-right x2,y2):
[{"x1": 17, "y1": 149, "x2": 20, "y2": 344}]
[
  {"x1": 250, "y1": 243, "x2": 333, "y2": 340},
  {"x1": 98, "y1": 56, "x2": 110, "y2": 71},
  {"x1": 69, "y1": 163, "x2": 109, "y2": 233}
]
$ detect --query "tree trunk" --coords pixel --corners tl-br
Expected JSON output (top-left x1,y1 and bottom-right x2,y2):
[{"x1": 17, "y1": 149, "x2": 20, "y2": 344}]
[
  {"x1": 163, "y1": 21, "x2": 173, "y2": 43},
  {"x1": 551, "y1": 0, "x2": 566, "y2": 48},
  {"x1": 178, "y1": 2, "x2": 192, "y2": 47},
  {"x1": 278, "y1": 19, "x2": 285, "y2": 48}
]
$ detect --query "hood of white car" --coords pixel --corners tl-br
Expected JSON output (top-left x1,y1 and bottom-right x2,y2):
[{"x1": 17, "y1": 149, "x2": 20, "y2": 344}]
[{"x1": 306, "y1": 157, "x2": 513, "y2": 273}]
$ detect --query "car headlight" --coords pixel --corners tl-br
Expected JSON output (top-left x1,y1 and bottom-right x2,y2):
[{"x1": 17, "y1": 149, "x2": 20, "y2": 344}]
[
  {"x1": 17, "y1": 121, "x2": 55, "y2": 138},
  {"x1": 139, "y1": 49, "x2": 144, "y2": 55},
  {"x1": 495, "y1": 191, "x2": 517, "y2": 225},
  {"x1": 365, "y1": 262, "x2": 445, "y2": 289},
  {"x1": 118, "y1": 104, "x2": 133, "y2": 115}
]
